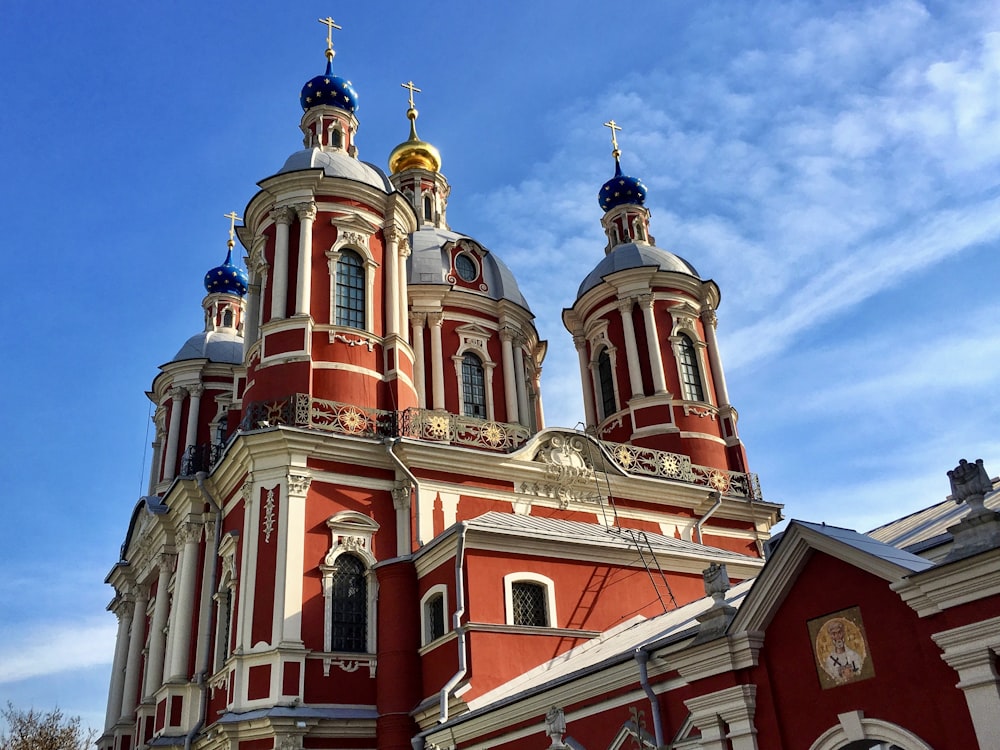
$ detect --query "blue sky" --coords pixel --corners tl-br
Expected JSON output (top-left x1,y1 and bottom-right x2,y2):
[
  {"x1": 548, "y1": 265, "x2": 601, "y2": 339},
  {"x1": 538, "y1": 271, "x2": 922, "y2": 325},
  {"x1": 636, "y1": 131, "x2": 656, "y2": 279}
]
[{"x1": 3, "y1": 0, "x2": 1000, "y2": 733}]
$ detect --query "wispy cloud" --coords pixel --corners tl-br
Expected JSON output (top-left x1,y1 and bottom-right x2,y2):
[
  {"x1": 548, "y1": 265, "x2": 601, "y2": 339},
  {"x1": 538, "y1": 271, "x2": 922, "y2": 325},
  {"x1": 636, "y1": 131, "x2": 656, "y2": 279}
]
[{"x1": 0, "y1": 619, "x2": 115, "y2": 684}]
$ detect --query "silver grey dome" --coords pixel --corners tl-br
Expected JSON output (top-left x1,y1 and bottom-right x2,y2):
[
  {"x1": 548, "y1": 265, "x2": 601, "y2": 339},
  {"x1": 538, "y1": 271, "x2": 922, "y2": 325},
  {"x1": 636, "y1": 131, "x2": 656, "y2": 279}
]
[
  {"x1": 171, "y1": 331, "x2": 244, "y2": 364},
  {"x1": 577, "y1": 242, "x2": 700, "y2": 299},
  {"x1": 408, "y1": 227, "x2": 531, "y2": 311},
  {"x1": 276, "y1": 149, "x2": 393, "y2": 193}
]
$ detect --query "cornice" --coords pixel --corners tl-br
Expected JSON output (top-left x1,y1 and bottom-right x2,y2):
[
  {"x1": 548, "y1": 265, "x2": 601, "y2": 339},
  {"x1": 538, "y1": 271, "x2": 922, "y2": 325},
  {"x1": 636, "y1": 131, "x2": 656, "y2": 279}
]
[{"x1": 891, "y1": 548, "x2": 1000, "y2": 617}]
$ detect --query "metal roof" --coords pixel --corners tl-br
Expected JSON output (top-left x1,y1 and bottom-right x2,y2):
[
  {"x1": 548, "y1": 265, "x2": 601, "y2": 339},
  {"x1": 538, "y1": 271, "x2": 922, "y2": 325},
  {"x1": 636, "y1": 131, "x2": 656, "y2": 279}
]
[
  {"x1": 868, "y1": 487, "x2": 1000, "y2": 556},
  {"x1": 466, "y1": 511, "x2": 758, "y2": 563},
  {"x1": 789, "y1": 520, "x2": 935, "y2": 572},
  {"x1": 577, "y1": 242, "x2": 700, "y2": 299}
]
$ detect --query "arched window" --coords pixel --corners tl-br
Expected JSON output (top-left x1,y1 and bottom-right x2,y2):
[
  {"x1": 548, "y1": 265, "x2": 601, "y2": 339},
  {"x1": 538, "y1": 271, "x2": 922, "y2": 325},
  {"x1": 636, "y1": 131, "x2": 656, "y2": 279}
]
[
  {"x1": 503, "y1": 573, "x2": 556, "y2": 627},
  {"x1": 678, "y1": 334, "x2": 705, "y2": 401},
  {"x1": 222, "y1": 309, "x2": 234, "y2": 328},
  {"x1": 462, "y1": 353, "x2": 487, "y2": 419},
  {"x1": 335, "y1": 250, "x2": 365, "y2": 329},
  {"x1": 329, "y1": 554, "x2": 367, "y2": 652},
  {"x1": 425, "y1": 593, "x2": 445, "y2": 643},
  {"x1": 423, "y1": 195, "x2": 433, "y2": 222},
  {"x1": 597, "y1": 348, "x2": 616, "y2": 419}
]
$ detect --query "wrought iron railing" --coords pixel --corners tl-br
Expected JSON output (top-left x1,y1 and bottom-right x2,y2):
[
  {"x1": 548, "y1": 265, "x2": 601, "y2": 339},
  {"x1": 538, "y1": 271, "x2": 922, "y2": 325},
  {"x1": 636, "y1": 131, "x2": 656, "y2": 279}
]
[
  {"x1": 181, "y1": 442, "x2": 226, "y2": 476},
  {"x1": 599, "y1": 440, "x2": 762, "y2": 499},
  {"x1": 239, "y1": 395, "x2": 530, "y2": 452}
]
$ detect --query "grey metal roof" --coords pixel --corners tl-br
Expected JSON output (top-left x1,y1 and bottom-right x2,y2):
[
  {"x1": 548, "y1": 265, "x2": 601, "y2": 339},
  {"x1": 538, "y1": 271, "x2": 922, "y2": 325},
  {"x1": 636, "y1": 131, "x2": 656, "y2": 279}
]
[
  {"x1": 791, "y1": 520, "x2": 935, "y2": 572},
  {"x1": 466, "y1": 578, "x2": 754, "y2": 711},
  {"x1": 170, "y1": 331, "x2": 243, "y2": 364},
  {"x1": 868, "y1": 488, "x2": 1000, "y2": 555},
  {"x1": 466, "y1": 511, "x2": 757, "y2": 562},
  {"x1": 407, "y1": 227, "x2": 531, "y2": 311},
  {"x1": 275, "y1": 148, "x2": 393, "y2": 192},
  {"x1": 577, "y1": 242, "x2": 700, "y2": 299}
]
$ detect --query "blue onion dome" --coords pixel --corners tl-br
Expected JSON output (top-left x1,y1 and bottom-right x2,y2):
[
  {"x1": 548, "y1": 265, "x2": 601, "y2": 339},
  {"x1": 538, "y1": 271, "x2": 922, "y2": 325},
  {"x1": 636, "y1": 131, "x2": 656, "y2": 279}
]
[
  {"x1": 204, "y1": 248, "x2": 249, "y2": 297},
  {"x1": 300, "y1": 59, "x2": 359, "y2": 113},
  {"x1": 599, "y1": 157, "x2": 648, "y2": 211}
]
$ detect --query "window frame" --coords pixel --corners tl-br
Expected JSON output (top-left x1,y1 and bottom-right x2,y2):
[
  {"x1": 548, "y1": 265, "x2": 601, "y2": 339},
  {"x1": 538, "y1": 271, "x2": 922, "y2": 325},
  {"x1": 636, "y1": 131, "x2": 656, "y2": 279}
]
[
  {"x1": 596, "y1": 347, "x2": 617, "y2": 420},
  {"x1": 320, "y1": 511, "x2": 379, "y2": 655},
  {"x1": 677, "y1": 333, "x2": 706, "y2": 402},
  {"x1": 419, "y1": 583, "x2": 450, "y2": 646},
  {"x1": 503, "y1": 572, "x2": 557, "y2": 628},
  {"x1": 461, "y1": 352, "x2": 488, "y2": 419},
  {"x1": 334, "y1": 249, "x2": 366, "y2": 330}
]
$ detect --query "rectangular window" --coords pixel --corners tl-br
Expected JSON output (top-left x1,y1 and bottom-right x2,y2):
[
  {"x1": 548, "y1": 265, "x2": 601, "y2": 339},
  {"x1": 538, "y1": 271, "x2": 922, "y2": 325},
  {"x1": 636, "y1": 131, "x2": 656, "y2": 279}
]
[{"x1": 511, "y1": 581, "x2": 548, "y2": 627}]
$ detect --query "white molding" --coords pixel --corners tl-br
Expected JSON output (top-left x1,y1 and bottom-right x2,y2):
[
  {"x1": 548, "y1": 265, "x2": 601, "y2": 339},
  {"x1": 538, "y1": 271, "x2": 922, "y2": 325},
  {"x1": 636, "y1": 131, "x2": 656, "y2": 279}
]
[
  {"x1": 809, "y1": 712, "x2": 934, "y2": 750},
  {"x1": 892, "y1": 548, "x2": 1000, "y2": 616}
]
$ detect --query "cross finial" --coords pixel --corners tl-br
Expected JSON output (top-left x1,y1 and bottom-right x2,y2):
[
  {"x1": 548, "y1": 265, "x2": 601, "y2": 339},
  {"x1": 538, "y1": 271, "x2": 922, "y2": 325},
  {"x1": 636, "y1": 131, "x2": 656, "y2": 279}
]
[
  {"x1": 224, "y1": 211, "x2": 242, "y2": 249},
  {"x1": 603, "y1": 119, "x2": 622, "y2": 158},
  {"x1": 401, "y1": 80, "x2": 421, "y2": 110},
  {"x1": 318, "y1": 16, "x2": 342, "y2": 61}
]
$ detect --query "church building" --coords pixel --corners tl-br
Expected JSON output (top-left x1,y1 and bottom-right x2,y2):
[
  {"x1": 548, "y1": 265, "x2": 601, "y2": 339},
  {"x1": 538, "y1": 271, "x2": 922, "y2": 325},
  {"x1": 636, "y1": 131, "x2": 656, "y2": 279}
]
[{"x1": 99, "y1": 20, "x2": 1000, "y2": 750}]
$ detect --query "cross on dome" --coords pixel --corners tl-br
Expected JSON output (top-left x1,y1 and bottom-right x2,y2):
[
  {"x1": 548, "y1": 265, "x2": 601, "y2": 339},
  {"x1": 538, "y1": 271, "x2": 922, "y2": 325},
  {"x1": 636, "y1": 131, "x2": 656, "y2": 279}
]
[
  {"x1": 224, "y1": 211, "x2": 242, "y2": 249},
  {"x1": 603, "y1": 119, "x2": 622, "y2": 159},
  {"x1": 401, "y1": 80, "x2": 421, "y2": 110},
  {"x1": 318, "y1": 16, "x2": 342, "y2": 61}
]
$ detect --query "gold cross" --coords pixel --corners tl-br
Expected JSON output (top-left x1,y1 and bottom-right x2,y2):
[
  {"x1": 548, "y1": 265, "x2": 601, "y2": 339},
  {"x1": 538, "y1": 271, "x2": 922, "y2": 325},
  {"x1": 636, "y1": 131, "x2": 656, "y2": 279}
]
[
  {"x1": 224, "y1": 211, "x2": 242, "y2": 246},
  {"x1": 603, "y1": 119, "x2": 622, "y2": 154},
  {"x1": 401, "y1": 80, "x2": 421, "y2": 109},
  {"x1": 318, "y1": 16, "x2": 341, "y2": 54}
]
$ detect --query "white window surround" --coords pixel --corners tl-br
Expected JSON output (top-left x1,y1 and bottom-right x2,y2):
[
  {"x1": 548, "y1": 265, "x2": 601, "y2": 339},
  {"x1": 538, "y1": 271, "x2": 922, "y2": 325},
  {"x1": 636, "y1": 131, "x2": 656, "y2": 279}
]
[
  {"x1": 503, "y1": 572, "x2": 557, "y2": 627},
  {"x1": 452, "y1": 323, "x2": 498, "y2": 420},
  {"x1": 809, "y1": 711, "x2": 933, "y2": 750},
  {"x1": 419, "y1": 583, "x2": 450, "y2": 646},
  {"x1": 320, "y1": 511, "x2": 380, "y2": 654},
  {"x1": 325, "y1": 231, "x2": 378, "y2": 335}
]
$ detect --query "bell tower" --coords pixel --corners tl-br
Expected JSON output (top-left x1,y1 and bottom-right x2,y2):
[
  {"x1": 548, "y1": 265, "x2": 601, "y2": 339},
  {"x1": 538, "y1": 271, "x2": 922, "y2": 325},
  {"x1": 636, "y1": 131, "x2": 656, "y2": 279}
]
[
  {"x1": 563, "y1": 122, "x2": 748, "y2": 473},
  {"x1": 236, "y1": 18, "x2": 419, "y2": 420}
]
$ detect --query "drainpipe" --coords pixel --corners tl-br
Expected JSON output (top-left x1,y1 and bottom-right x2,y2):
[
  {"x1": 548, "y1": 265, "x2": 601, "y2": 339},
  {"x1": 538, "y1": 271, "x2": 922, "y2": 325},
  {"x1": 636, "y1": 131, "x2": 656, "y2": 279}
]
[
  {"x1": 439, "y1": 522, "x2": 469, "y2": 723},
  {"x1": 185, "y1": 472, "x2": 223, "y2": 750},
  {"x1": 635, "y1": 649, "x2": 665, "y2": 748},
  {"x1": 695, "y1": 491, "x2": 722, "y2": 546},
  {"x1": 385, "y1": 438, "x2": 424, "y2": 547}
]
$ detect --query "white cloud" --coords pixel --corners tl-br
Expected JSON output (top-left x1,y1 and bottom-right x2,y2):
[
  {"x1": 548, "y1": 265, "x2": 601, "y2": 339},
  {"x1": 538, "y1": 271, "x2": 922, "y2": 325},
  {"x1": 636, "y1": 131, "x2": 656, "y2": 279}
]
[{"x1": 0, "y1": 619, "x2": 115, "y2": 684}]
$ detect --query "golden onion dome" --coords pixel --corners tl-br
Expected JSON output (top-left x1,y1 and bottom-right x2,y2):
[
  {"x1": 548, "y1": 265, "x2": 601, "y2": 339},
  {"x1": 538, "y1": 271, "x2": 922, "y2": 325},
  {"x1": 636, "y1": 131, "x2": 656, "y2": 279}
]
[{"x1": 388, "y1": 107, "x2": 441, "y2": 174}]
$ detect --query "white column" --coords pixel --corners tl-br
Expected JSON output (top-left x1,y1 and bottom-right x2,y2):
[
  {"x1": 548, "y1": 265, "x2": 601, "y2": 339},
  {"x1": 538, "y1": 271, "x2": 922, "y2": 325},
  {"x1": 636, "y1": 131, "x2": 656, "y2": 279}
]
[
  {"x1": 392, "y1": 484, "x2": 412, "y2": 557},
  {"x1": 294, "y1": 202, "x2": 316, "y2": 316},
  {"x1": 574, "y1": 336, "x2": 597, "y2": 427},
  {"x1": 429, "y1": 312, "x2": 445, "y2": 410},
  {"x1": 617, "y1": 298, "x2": 644, "y2": 399},
  {"x1": 192, "y1": 518, "x2": 216, "y2": 678},
  {"x1": 513, "y1": 339, "x2": 529, "y2": 427},
  {"x1": 143, "y1": 556, "x2": 174, "y2": 698},
  {"x1": 533, "y1": 366, "x2": 545, "y2": 429},
  {"x1": 269, "y1": 207, "x2": 292, "y2": 321},
  {"x1": 235, "y1": 478, "x2": 257, "y2": 653},
  {"x1": 500, "y1": 327, "x2": 519, "y2": 424},
  {"x1": 411, "y1": 313, "x2": 427, "y2": 407},
  {"x1": 384, "y1": 228, "x2": 400, "y2": 338},
  {"x1": 183, "y1": 385, "x2": 203, "y2": 456},
  {"x1": 166, "y1": 522, "x2": 201, "y2": 681},
  {"x1": 148, "y1": 408, "x2": 164, "y2": 492},
  {"x1": 104, "y1": 597, "x2": 133, "y2": 731},
  {"x1": 701, "y1": 308, "x2": 731, "y2": 406},
  {"x1": 162, "y1": 388, "x2": 186, "y2": 483},
  {"x1": 639, "y1": 295, "x2": 668, "y2": 394},
  {"x1": 933, "y1": 616, "x2": 1000, "y2": 748},
  {"x1": 120, "y1": 588, "x2": 148, "y2": 719},
  {"x1": 397, "y1": 237, "x2": 411, "y2": 343},
  {"x1": 484, "y1": 363, "x2": 497, "y2": 421},
  {"x1": 245, "y1": 266, "x2": 262, "y2": 345},
  {"x1": 276, "y1": 474, "x2": 311, "y2": 645}
]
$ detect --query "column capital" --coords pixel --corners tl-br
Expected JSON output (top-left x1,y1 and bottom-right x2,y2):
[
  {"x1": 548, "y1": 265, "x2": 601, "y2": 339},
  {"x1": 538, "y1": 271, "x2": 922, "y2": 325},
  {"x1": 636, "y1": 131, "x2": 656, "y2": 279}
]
[
  {"x1": 240, "y1": 474, "x2": 254, "y2": 504},
  {"x1": 184, "y1": 384, "x2": 205, "y2": 399},
  {"x1": 427, "y1": 311, "x2": 444, "y2": 327},
  {"x1": 155, "y1": 553, "x2": 176, "y2": 574},
  {"x1": 637, "y1": 293, "x2": 654, "y2": 309},
  {"x1": 409, "y1": 311, "x2": 427, "y2": 327},
  {"x1": 293, "y1": 202, "x2": 317, "y2": 221},
  {"x1": 391, "y1": 482, "x2": 412, "y2": 511},
  {"x1": 287, "y1": 472, "x2": 312, "y2": 497},
  {"x1": 168, "y1": 386, "x2": 187, "y2": 402},
  {"x1": 175, "y1": 520, "x2": 202, "y2": 546},
  {"x1": 700, "y1": 307, "x2": 719, "y2": 327},
  {"x1": 617, "y1": 297, "x2": 635, "y2": 314},
  {"x1": 269, "y1": 206, "x2": 295, "y2": 225},
  {"x1": 572, "y1": 334, "x2": 588, "y2": 352},
  {"x1": 398, "y1": 236, "x2": 411, "y2": 257},
  {"x1": 499, "y1": 325, "x2": 517, "y2": 343}
]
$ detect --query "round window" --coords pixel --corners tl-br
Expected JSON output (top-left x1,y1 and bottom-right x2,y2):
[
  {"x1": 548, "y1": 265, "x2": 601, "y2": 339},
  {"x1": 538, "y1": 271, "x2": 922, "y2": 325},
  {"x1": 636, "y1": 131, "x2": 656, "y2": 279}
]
[{"x1": 455, "y1": 253, "x2": 478, "y2": 282}]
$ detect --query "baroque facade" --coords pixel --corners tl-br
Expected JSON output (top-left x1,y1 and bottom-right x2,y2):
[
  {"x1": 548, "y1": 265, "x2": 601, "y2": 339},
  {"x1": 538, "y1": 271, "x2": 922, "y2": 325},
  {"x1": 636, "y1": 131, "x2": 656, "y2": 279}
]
[{"x1": 100, "y1": 23, "x2": 1000, "y2": 750}]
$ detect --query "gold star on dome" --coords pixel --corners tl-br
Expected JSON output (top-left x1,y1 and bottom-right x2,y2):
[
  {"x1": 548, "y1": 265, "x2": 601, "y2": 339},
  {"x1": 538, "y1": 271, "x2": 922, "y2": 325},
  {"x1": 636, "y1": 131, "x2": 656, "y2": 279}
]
[{"x1": 324, "y1": 78, "x2": 330, "y2": 84}]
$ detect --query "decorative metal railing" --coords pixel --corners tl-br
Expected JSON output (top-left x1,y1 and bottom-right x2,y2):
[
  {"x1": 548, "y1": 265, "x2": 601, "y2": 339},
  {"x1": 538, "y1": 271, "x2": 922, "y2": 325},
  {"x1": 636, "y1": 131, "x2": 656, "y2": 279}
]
[
  {"x1": 239, "y1": 395, "x2": 530, "y2": 452},
  {"x1": 181, "y1": 442, "x2": 226, "y2": 476},
  {"x1": 599, "y1": 440, "x2": 762, "y2": 499},
  {"x1": 397, "y1": 408, "x2": 530, "y2": 451}
]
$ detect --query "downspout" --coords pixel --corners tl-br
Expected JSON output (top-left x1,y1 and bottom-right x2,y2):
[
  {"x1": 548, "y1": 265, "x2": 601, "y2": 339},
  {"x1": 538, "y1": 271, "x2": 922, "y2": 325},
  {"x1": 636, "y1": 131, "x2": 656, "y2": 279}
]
[
  {"x1": 439, "y1": 521, "x2": 469, "y2": 724},
  {"x1": 635, "y1": 649, "x2": 665, "y2": 748},
  {"x1": 186, "y1": 472, "x2": 223, "y2": 750},
  {"x1": 385, "y1": 438, "x2": 423, "y2": 547},
  {"x1": 695, "y1": 490, "x2": 723, "y2": 546}
]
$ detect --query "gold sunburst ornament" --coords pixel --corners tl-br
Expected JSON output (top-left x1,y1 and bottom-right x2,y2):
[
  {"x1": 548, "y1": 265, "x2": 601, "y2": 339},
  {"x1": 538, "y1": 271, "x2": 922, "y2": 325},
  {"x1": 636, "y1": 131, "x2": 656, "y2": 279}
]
[{"x1": 481, "y1": 422, "x2": 504, "y2": 447}]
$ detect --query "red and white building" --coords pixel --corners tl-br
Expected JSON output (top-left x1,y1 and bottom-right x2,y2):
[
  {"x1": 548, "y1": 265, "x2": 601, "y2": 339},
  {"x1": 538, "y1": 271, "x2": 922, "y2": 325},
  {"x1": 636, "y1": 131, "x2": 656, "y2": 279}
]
[{"x1": 99, "y1": 27, "x2": 1000, "y2": 750}]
